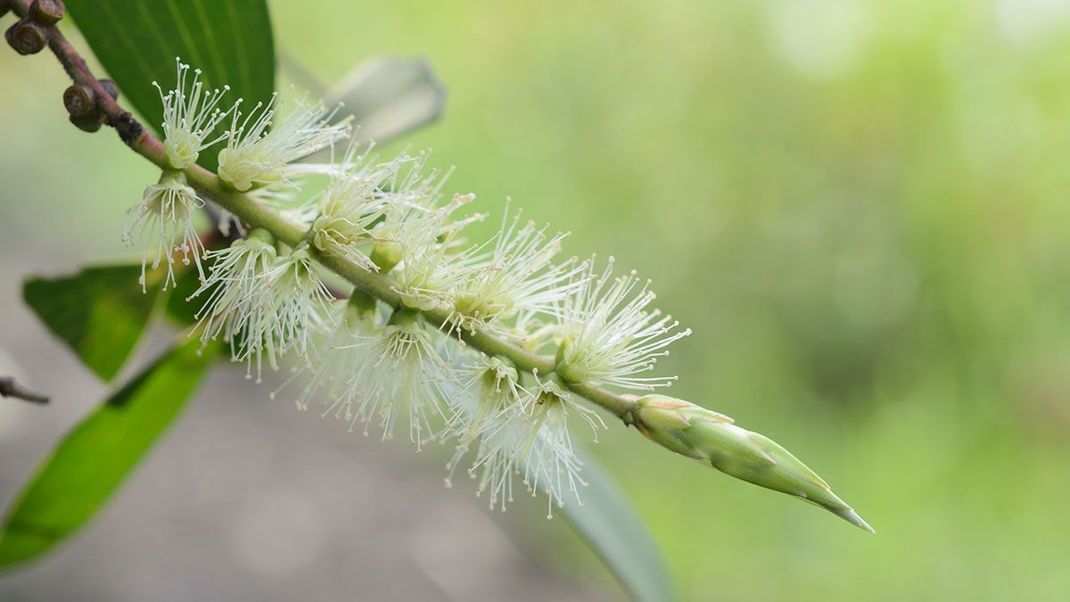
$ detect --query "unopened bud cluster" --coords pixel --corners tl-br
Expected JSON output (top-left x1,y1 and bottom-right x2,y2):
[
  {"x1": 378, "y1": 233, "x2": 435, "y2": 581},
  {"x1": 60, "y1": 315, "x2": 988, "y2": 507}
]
[{"x1": 4, "y1": 0, "x2": 64, "y2": 56}]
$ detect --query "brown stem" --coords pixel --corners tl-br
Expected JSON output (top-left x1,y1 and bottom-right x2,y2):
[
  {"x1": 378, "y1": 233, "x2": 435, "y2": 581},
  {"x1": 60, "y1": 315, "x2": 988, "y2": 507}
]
[
  {"x1": 9, "y1": 0, "x2": 164, "y2": 159},
  {"x1": 0, "y1": 376, "x2": 49, "y2": 404}
]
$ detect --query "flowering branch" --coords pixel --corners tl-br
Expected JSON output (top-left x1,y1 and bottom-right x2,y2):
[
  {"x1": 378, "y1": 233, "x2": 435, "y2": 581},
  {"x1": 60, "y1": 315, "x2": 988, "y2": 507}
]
[{"x1": 5, "y1": 0, "x2": 872, "y2": 530}]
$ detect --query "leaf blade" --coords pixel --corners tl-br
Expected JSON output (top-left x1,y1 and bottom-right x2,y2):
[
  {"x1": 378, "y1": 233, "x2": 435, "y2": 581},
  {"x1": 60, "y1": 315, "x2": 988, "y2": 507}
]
[
  {"x1": 0, "y1": 339, "x2": 216, "y2": 568},
  {"x1": 558, "y1": 453, "x2": 676, "y2": 602},
  {"x1": 23, "y1": 264, "x2": 160, "y2": 382},
  {"x1": 64, "y1": 0, "x2": 276, "y2": 171}
]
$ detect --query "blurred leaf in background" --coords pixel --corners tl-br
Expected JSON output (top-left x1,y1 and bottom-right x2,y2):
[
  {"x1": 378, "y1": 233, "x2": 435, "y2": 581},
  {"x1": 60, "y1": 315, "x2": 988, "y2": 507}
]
[
  {"x1": 0, "y1": 340, "x2": 217, "y2": 567},
  {"x1": 23, "y1": 265, "x2": 159, "y2": 382}
]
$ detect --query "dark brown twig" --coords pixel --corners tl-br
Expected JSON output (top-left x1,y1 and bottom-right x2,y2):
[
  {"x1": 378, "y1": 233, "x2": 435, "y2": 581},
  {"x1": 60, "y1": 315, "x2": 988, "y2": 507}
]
[
  {"x1": 9, "y1": 0, "x2": 164, "y2": 161},
  {"x1": 0, "y1": 376, "x2": 50, "y2": 404}
]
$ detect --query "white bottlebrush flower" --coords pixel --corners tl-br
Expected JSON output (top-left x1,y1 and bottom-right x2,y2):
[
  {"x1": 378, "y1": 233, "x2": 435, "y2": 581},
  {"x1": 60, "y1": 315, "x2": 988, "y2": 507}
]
[
  {"x1": 445, "y1": 355, "x2": 529, "y2": 448},
  {"x1": 122, "y1": 171, "x2": 205, "y2": 292},
  {"x1": 520, "y1": 376, "x2": 605, "y2": 517},
  {"x1": 189, "y1": 232, "x2": 276, "y2": 378},
  {"x1": 277, "y1": 299, "x2": 382, "y2": 411},
  {"x1": 190, "y1": 236, "x2": 332, "y2": 382},
  {"x1": 366, "y1": 154, "x2": 481, "y2": 269},
  {"x1": 555, "y1": 257, "x2": 691, "y2": 390},
  {"x1": 309, "y1": 146, "x2": 412, "y2": 271},
  {"x1": 324, "y1": 309, "x2": 458, "y2": 450},
  {"x1": 457, "y1": 374, "x2": 604, "y2": 516},
  {"x1": 449, "y1": 206, "x2": 585, "y2": 333},
  {"x1": 444, "y1": 355, "x2": 530, "y2": 511},
  {"x1": 155, "y1": 58, "x2": 233, "y2": 169},
  {"x1": 217, "y1": 94, "x2": 351, "y2": 192},
  {"x1": 388, "y1": 193, "x2": 484, "y2": 311},
  {"x1": 264, "y1": 246, "x2": 335, "y2": 362}
]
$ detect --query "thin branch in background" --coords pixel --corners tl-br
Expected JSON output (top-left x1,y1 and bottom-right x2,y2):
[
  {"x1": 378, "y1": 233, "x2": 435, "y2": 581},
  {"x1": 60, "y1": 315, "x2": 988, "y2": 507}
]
[{"x1": 0, "y1": 376, "x2": 50, "y2": 404}]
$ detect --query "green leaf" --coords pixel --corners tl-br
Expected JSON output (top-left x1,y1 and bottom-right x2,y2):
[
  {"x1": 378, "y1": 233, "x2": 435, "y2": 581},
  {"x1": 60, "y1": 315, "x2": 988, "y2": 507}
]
[
  {"x1": 0, "y1": 339, "x2": 216, "y2": 568},
  {"x1": 23, "y1": 265, "x2": 160, "y2": 382},
  {"x1": 65, "y1": 0, "x2": 276, "y2": 171},
  {"x1": 164, "y1": 266, "x2": 204, "y2": 327},
  {"x1": 558, "y1": 453, "x2": 676, "y2": 602}
]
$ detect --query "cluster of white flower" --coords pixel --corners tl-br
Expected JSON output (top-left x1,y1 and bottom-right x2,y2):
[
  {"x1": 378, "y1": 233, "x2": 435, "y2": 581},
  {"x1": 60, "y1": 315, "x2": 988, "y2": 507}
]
[{"x1": 123, "y1": 59, "x2": 690, "y2": 514}]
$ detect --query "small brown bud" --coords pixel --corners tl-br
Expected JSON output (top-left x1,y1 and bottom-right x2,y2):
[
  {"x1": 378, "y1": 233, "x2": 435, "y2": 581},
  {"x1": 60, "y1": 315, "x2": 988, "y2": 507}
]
[
  {"x1": 98, "y1": 78, "x2": 119, "y2": 101},
  {"x1": 69, "y1": 112, "x2": 102, "y2": 133},
  {"x1": 1, "y1": 0, "x2": 11, "y2": 19},
  {"x1": 62, "y1": 84, "x2": 96, "y2": 117},
  {"x1": 29, "y1": 0, "x2": 65, "y2": 26},
  {"x1": 5, "y1": 19, "x2": 47, "y2": 55}
]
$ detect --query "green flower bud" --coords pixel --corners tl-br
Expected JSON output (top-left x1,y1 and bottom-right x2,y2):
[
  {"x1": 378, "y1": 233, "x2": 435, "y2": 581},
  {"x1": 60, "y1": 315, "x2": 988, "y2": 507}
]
[
  {"x1": 371, "y1": 240, "x2": 404, "y2": 273},
  {"x1": 632, "y1": 394, "x2": 874, "y2": 533}
]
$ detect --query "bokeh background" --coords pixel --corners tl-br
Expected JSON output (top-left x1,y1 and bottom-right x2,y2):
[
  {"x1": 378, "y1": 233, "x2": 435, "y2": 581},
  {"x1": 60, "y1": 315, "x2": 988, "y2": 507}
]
[{"x1": 3, "y1": 0, "x2": 1070, "y2": 599}]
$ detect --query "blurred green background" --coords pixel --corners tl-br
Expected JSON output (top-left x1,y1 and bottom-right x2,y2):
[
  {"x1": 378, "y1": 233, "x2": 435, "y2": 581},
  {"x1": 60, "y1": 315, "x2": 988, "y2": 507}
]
[{"x1": 4, "y1": 0, "x2": 1070, "y2": 599}]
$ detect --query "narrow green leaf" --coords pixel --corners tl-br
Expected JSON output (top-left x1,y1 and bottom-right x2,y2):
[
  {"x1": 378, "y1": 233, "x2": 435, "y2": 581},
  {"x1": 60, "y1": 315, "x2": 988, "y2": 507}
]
[
  {"x1": 558, "y1": 453, "x2": 675, "y2": 602},
  {"x1": 0, "y1": 339, "x2": 216, "y2": 568},
  {"x1": 23, "y1": 265, "x2": 159, "y2": 382},
  {"x1": 64, "y1": 0, "x2": 276, "y2": 171}
]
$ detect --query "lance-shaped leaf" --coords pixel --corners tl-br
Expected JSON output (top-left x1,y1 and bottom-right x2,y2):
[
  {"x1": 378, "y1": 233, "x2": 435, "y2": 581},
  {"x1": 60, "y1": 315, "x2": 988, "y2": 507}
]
[
  {"x1": 329, "y1": 56, "x2": 446, "y2": 143},
  {"x1": 23, "y1": 264, "x2": 160, "y2": 382},
  {"x1": 281, "y1": 53, "x2": 447, "y2": 145},
  {"x1": 555, "y1": 452, "x2": 676, "y2": 602},
  {"x1": 0, "y1": 339, "x2": 216, "y2": 568},
  {"x1": 64, "y1": 0, "x2": 276, "y2": 171}
]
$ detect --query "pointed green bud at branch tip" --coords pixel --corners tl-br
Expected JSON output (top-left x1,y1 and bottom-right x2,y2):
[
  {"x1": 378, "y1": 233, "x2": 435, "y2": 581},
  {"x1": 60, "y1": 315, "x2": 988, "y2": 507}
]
[{"x1": 631, "y1": 394, "x2": 875, "y2": 533}]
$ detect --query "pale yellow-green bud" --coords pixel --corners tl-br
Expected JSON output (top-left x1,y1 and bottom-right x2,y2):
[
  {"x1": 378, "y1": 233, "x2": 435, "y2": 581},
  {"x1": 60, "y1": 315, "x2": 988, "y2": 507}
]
[
  {"x1": 631, "y1": 394, "x2": 874, "y2": 533},
  {"x1": 371, "y1": 240, "x2": 404, "y2": 273}
]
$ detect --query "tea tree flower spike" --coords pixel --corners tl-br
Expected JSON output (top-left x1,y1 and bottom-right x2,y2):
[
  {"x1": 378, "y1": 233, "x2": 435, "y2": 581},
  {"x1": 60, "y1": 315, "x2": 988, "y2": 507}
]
[
  {"x1": 631, "y1": 394, "x2": 875, "y2": 532},
  {"x1": 11, "y1": 27, "x2": 873, "y2": 529},
  {"x1": 122, "y1": 170, "x2": 205, "y2": 291},
  {"x1": 154, "y1": 58, "x2": 234, "y2": 169}
]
